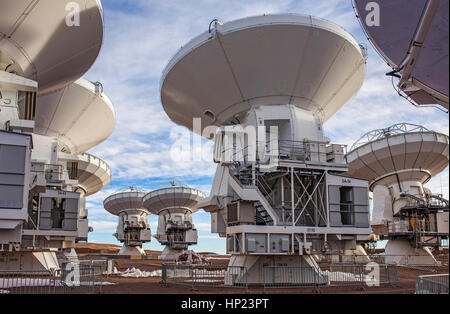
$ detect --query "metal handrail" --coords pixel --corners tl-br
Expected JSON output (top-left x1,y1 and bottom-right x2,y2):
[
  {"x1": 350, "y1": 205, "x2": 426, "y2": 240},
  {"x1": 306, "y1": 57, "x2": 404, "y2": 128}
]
[
  {"x1": 416, "y1": 274, "x2": 449, "y2": 294},
  {"x1": 217, "y1": 139, "x2": 347, "y2": 164}
]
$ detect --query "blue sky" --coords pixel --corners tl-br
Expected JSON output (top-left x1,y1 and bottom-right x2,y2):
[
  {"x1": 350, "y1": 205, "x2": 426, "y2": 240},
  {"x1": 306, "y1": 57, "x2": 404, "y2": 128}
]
[{"x1": 82, "y1": 0, "x2": 449, "y2": 254}]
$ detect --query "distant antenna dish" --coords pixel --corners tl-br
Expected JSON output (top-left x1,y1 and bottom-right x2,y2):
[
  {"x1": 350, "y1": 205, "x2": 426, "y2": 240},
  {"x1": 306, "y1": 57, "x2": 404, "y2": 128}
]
[
  {"x1": 103, "y1": 186, "x2": 151, "y2": 256},
  {"x1": 346, "y1": 123, "x2": 449, "y2": 190},
  {"x1": 142, "y1": 186, "x2": 206, "y2": 215},
  {"x1": 104, "y1": 187, "x2": 149, "y2": 217},
  {"x1": 352, "y1": 0, "x2": 449, "y2": 109},
  {"x1": 142, "y1": 186, "x2": 206, "y2": 259}
]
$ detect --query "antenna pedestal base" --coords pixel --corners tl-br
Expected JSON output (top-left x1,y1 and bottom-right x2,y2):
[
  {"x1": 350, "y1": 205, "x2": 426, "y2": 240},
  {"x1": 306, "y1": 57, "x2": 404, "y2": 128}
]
[
  {"x1": 118, "y1": 245, "x2": 146, "y2": 257},
  {"x1": 385, "y1": 240, "x2": 436, "y2": 266},
  {"x1": 0, "y1": 251, "x2": 59, "y2": 271},
  {"x1": 159, "y1": 246, "x2": 183, "y2": 260},
  {"x1": 227, "y1": 254, "x2": 326, "y2": 285}
]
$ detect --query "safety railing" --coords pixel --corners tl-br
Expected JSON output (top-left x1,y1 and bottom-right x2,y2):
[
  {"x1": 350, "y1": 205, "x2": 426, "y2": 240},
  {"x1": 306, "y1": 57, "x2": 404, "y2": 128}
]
[
  {"x1": 55, "y1": 262, "x2": 104, "y2": 294},
  {"x1": 278, "y1": 140, "x2": 324, "y2": 163},
  {"x1": 76, "y1": 258, "x2": 115, "y2": 276},
  {"x1": 255, "y1": 174, "x2": 276, "y2": 208},
  {"x1": 161, "y1": 263, "x2": 192, "y2": 287},
  {"x1": 0, "y1": 270, "x2": 54, "y2": 294},
  {"x1": 193, "y1": 265, "x2": 247, "y2": 287},
  {"x1": 216, "y1": 139, "x2": 347, "y2": 165},
  {"x1": 0, "y1": 264, "x2": 104, "y2": 294},
  {"x1": 161, "y1": 264, "x2": 247, "y2": 290},
  {"x1": 329, "y1": 263, "x2": 398, "y2": 287},
  {"x1": 262, "y1": 263, "x2": 399, "y2": 292},
  {"x1": 262, "y1": 265, "x2": 326, "y2": 291},
  {"x1": 415, "y1": 274, "x2": 449, "y2": 294},
  {"x1": 387, "y1": 217, "x2": 442, "y2": 234}
]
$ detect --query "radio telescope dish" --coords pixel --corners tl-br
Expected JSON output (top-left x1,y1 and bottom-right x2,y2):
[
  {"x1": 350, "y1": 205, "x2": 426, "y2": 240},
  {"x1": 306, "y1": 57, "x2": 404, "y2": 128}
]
[
  {"x1": 346, "y1": 123, "x2": 449, "y2": 190},
  {"x1": 353, "y1": 0, "x2": 449, "y2": 109},
  {"x1": 33, "y1": 78, "x2": 115, "y2": 155},
  {"x1": 161, "y1": 14, "x2": 367, "y2": 135},
  {"x1": 346, "y1": 123, "x2": 449, "y2": 265},
  {"x1": 142, "y1": 186, "x2": 206, "y2": 260},
  {"x1": 60, "y1": 153, "x2": 111, "y2": 197},
  {"x1": 104, "y1": 188, "x2": 149, "y2": 217},
  {"x1": 104, "y1": 187, "x2": 151, "y2": 256},
  {"x1": 0, "y1": 0, "x2": 104, "y2": 94},
  {"x1": 143, "y1": 186, "x2": 206, "y2": 215}
]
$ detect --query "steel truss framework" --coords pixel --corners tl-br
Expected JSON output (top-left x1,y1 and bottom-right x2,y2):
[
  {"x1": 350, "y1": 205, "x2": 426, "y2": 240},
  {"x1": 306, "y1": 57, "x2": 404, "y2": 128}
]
[
  {"x1": 350, "y1": 123, "x2": 431, "y2": 151},
  {"x1": 233, "y1": 164, "x2": 330, "y2": 228}
]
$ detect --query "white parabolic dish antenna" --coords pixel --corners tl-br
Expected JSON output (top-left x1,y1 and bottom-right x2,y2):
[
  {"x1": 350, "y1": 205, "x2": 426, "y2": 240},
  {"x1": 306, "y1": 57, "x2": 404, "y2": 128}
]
[
  {"x1": 353, "y1": 0, "x2": 449, "y2": 108},
  {"x1": 142, "y1": 186, "x2": 206, "y2": 259},
  {"x1": 104, "y1": 189, "x2": 149, "y2": 217},
  {"x1": 34, "y1": 78, "x2": 115, "y2": 155},
  {"x1": 142, "y1": 187, "x2": 206, "y2": 215},
  {"x1": 69, "y1": 153, "x2": 111, "y2": 197},
  {"x1": 346, "y1": 123, "x2": 449, "y2": 190},
  {"x1": 0, "y1": 0, "x2": 104, "y2": 94},
  {"x1": 161, "y1": 14, "x2": 367, "y2": 135},
  {"x1": 104, "y1": 187, "x2": 152, "y2": 256},
  {"x1": 346, "y1": 123, "x2": 449, "y2": 265}
]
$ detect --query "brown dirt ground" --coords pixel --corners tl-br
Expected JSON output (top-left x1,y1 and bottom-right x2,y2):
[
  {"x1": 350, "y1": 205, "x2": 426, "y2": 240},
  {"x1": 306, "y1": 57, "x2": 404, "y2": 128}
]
[
  {"x1": 99, "y1": 261, "x2": 449, "y2": 294},
  {"x1": 75, "y1": 243, "x2": 163, "y2": 256}
]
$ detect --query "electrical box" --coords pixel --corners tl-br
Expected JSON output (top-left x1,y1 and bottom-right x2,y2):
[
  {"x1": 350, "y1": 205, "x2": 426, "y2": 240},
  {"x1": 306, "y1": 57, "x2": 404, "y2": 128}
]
[
  {"x1": 307, "y1": 142, "x2": 327, "y2": 162},
  {"x1": 227, "y1": 201, "x2": 255, "y2": 225},
  {"x1": 269, "y1": 234, "x2": 291, "y2": 253},
  {"x1": 247, "y1": 237, "x2": 256, "y2": 252},
  {"x1": 326, "y1": 144, "x2": 346, "y2": 163},
  {"x1": 245, "y1": 233, "x2": 267, "y2": 253},
  {"x1": 281, "y1": 238, "x2": 290, "y2": 252}
]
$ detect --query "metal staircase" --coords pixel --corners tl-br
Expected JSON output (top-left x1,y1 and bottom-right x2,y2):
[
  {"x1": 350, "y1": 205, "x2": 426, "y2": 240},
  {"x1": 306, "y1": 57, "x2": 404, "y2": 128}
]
[
  {"x1": 255, "y1": 201, "x2": 274, "y2": 225},
  {"x1": 228, "y1": 166, "x2": 279, "y2": 225},
  {"x1": 232, "y1": 165, "x2": 277, "y2": 226}
]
